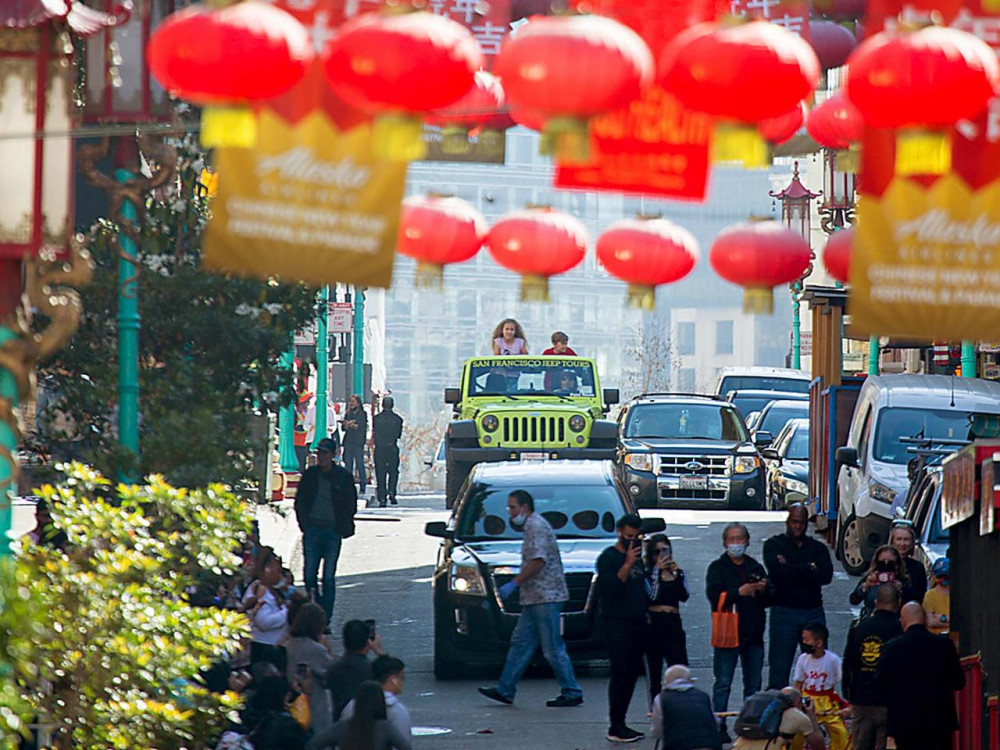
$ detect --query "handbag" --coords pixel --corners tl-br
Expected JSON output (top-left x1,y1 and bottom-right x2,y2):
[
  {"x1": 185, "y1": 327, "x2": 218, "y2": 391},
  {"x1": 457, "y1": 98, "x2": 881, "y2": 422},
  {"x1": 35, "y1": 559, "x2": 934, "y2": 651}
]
[
  {"x1": 711, "y1": 591, "x2": 740, "y2": 649},
  {"x1": 288, "y1": 692, "x2": 310, "y2": 731}
]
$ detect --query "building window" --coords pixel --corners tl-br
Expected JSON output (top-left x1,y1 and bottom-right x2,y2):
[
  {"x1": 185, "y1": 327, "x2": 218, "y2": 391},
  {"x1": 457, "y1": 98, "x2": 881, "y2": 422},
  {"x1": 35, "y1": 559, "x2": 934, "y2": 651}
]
[
  {"x1": 716, "y1": 320, "x2": 734, "y2": 355},
  {"x1": 678, "y1": 368, "x2": 696, "y2": 392},
  {"x1": 677, "y1": 322, "x2": 695, "y2": 356}
]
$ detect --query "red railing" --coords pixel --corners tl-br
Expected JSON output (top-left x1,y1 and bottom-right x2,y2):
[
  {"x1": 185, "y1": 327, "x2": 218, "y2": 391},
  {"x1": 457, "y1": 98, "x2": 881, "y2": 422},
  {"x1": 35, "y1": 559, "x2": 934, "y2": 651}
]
[
  {"x1": 988, "y1": 695, "x2": 998, "y2": 750},
  {"x1": 956, "y1": 655, "x2": 984, "y2": 750}
]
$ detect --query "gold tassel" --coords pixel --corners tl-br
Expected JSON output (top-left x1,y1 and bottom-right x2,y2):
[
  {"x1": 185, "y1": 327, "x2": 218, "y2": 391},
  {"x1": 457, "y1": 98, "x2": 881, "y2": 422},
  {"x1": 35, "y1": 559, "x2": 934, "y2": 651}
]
[
  {"x1": 743, "y1": 287, "x2": 774, "y2": 315},
  {"x1": 895, "y1": 128, "x2": 951, "y2": 176},
  {"x1": 372, "y1": 114, "x2": 426, "y2": 162},
  {"x1": 835, "y1": 145, "x2": 860, "y2": 174},
  {"x1": 201, "y1": 106, "x2": 256, "y2": 149},
  {"x1": 626, "y1": 284, "x2": 656, "y2": 311},
  {"x1": 713, "y1": 122, "x2": 769, "y2": 169},
  {"x1": 414, "y1": 261, "x2": 444, "y2": 290},
  {"x1": 520, "y1": 274, "x2": 550, "y2": 302},
  {"x1": 544, "y1": 116, "x2": 591, "y2": 164},
  {"x1": 440, "y1": 126, "x2": 472, "y2": 155}
]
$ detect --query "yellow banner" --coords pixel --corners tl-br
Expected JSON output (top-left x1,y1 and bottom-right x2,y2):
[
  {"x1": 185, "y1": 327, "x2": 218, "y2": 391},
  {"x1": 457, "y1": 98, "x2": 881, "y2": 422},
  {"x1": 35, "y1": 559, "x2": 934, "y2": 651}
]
[
  {"x1": 851, "y1": 174, "x2": 1000, "y2": 341},
  {"x1": 203, "y1": 109, "x2": 407, "y2": 288}
]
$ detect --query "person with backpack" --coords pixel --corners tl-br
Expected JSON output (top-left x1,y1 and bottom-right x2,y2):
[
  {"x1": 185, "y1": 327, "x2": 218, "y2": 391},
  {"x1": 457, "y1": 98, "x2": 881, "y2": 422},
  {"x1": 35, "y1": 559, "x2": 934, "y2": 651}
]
[
  {"x1": 732, "y1": 688, "x2": 824, "y2": 750},
  {"x1": 649, "y1": 665, "x2": 721, "y2": 750}
]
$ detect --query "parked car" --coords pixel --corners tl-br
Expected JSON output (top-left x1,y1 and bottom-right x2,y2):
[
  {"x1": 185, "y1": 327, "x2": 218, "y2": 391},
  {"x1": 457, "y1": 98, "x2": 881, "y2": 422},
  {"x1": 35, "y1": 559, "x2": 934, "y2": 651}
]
[
  {"x1": 423, "y1": 439, "x2": 446, "y2": 492},
  {"x1": 835, "y1": 374, "x2": 1000, "y2": 575},
  {"x1": 899, "y1": 466, "x2": 949, "y2": 578},
  {"x1": 763, "y1": 418, "x2": 810, "y2": 510},
  {"x1": 424, "y1": 460, "x2": 663, "y2": 679},
  {"x1": 752, "y1": 399, "x2": 810, "y2": 446},
  {"x1": 614, "y1": 393, "x2": 768, "y2": 509},
  {"x1": 726, "y1": 390, "x2": 808, "y2": 425},
  {"x1": 714, "y1": 366, "x2": 811, "y2": 398}
]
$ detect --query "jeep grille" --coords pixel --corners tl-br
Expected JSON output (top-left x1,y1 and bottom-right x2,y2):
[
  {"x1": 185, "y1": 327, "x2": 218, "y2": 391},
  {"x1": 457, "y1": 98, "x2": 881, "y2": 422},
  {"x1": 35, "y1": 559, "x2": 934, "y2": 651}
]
[{"x1": 500, "y1": 415, "x2": 568, "y2": 445}]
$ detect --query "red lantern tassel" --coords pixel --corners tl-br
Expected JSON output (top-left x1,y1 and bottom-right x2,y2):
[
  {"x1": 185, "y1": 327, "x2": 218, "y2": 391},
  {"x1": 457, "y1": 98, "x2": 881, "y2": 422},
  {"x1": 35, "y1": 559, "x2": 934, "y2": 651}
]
[
  {"x1": 743, "y1": 287, "x2": 774, "y2": 315},
  {"x1": 372, "y1": 114, "x2": 426, "y2": 162},
  {"x1": 413, "y1": 261, "x2": 445, "y2": 290},
  {"x1": 626, "y1": 284, "x2": 656, "y2": 311},
  {"x1": 520, "y1": 274, "x2": 550, "y2": 302}
]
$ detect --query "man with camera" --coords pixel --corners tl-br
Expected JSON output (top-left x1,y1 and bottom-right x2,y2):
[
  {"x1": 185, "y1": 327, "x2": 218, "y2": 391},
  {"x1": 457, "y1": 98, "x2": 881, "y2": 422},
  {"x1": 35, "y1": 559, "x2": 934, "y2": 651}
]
[
  {"x1": 325, "y1": 618, "x2": 383, "y2": 721},
  {"x1": 596, "y1": 514, "x2": 648, "y2": 744}
]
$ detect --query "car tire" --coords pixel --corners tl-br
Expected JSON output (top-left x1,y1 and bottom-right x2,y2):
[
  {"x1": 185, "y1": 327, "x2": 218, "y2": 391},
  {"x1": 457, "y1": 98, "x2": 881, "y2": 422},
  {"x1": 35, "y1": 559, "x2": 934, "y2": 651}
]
[
  {"x1": 838, "y1": 511, "x2": 869, "y2": 576},
  {"x1": 445, "y1": 447, "x2": 472, "y2": 511},
  {"x1": 433, "y1": 608, "x2": 461, "y2": 680}
]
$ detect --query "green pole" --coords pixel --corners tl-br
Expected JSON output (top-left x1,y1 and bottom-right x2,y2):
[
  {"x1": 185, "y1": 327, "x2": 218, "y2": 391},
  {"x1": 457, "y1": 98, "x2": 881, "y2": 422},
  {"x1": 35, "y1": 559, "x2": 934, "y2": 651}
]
[
  {"x1": 0, "y1": 327, "x2": 17, "y2": 560},
  {"x1": 312, "y1": 287, "x2": 329, "y2": 449},
  {"x1": 961, "y1": 340, "x2": 976, "y2": 378},
  {"x1": 791, "y1": 285, "x2": 802, "y2": 370},
  {"x1": 352, "y1": 286, "x2": 364, "y2": 398},
  {"x1": 279, "y1": 339, "x2": 299, "y2": 472},
  {"x1": 115, "y1": 168, "x2": 140, "y2": 483},
  {"x1": 868, "y1": 335, "x2": 879, "y2": 376}
]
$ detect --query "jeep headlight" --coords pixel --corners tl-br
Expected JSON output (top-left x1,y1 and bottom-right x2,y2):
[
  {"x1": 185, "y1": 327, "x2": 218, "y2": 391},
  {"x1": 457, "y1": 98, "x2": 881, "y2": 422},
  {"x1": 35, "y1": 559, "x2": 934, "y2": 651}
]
[
  {"x1": 733, "y1": 455, "x2": 761, "y2": 474},
  {"x1": 449, "y1": 563, "x2": 486, "y2": 595},
  {"x1": 568, "y1": 415, "x2": 586, "y2": 432},
  {"x1": 481, "y1": 415, "x2": 499, "y2": 433},
  {"x1": 869, "y1": 480, "x2": 897, "y2": 504},
  {"x1": 624, "y1": 453, "x2": 653, "y2": 472}
]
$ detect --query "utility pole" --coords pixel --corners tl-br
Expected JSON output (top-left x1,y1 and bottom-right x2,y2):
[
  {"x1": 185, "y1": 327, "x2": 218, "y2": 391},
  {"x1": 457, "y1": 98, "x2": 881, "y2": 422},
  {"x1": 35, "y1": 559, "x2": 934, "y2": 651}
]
[
  {"x1": 278, "y1": 336, "x2": 299, "y2": 473},
  {"x1": 352, "y1": 286, "x2": 365, "y2": 398},
  {"x1": 115, "y1": 167, "x2": 141, "y2": 483},
  {"x1": 961, "y1": 341, "x2": 976, "y2": 378},
  {"x1": 313, "y1": 286, "x2": 329, "y2": 447}
]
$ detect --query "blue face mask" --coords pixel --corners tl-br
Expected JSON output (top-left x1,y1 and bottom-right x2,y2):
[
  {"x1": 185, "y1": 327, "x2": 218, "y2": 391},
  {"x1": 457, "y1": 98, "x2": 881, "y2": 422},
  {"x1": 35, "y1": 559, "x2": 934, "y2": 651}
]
[{"x1": 726, "y1": 544, "x2": 747, "y2": 559}]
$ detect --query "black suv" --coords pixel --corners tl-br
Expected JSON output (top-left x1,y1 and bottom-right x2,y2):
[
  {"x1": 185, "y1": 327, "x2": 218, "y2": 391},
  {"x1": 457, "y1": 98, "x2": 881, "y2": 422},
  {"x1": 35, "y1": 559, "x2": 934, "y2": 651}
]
[
  {"x1": 424, "y1": 460, "x2": 663, "y2": 679},
  {"x1": 615, "y1": 393, "x2": 768, "y2": 509}
]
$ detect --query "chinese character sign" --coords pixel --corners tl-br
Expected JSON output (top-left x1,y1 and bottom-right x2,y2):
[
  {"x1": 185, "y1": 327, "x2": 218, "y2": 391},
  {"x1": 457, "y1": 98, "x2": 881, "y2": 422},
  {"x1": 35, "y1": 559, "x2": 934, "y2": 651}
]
[{"x1": 728, "y1": 0, "x2": 811, "y2": 39}]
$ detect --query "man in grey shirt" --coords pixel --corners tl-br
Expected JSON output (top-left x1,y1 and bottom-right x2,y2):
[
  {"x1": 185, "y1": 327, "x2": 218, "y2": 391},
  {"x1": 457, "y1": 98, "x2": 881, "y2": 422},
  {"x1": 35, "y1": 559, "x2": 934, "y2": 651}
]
[{"x1": 478, "y1": 489, "x2": 583, "y2": 707}]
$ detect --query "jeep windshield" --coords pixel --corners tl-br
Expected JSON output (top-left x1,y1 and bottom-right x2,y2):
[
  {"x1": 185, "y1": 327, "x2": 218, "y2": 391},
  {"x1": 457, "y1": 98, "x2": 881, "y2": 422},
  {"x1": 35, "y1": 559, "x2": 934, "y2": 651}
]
[
  {"x1": 455, "y1": 482, "x2": 621, "y2": 540},
  {"x1": 625, "y1": 403, "x2": 749, "y2": 442},
  {"x1": 873, "y1": 407, "x2": 1000, "y2": 464},
  {"x1": 468, "y1": 360, "x2": 597, "y2": 397}
]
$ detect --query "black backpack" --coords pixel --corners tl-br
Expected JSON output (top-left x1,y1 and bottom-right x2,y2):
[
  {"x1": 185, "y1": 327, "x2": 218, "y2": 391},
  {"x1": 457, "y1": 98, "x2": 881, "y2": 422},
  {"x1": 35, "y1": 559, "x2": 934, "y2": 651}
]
[{"x1": 733, "y1": 690, "x2": 795, "y2": 743}]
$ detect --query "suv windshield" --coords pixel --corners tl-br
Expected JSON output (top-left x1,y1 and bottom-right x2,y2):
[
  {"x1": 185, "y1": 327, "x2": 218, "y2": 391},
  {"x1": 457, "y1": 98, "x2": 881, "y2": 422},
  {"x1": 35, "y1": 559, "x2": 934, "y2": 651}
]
[
  {"x1": 759, "y1": 404, "x2": 809, "y2": 436},
  {"x1": 720, "y1": 376, "x2": 810, "y2": 394},
  {"x1": 731, "y1": 393, "x2": 805, "y2": 417},
  {"x1": 455, "y1": 482, "x2": 622, "y2": 540},
  {"x1": 468, "y1": 360, "x2": 597, "y2": 397},
  {"x1": 873, "y1": 407, "x2": 1000, "y2": 464},
  {"x1": 786, "y1": 429, "x2": 810, "y2": 460},
  {"x1": 625, "y1": 403, "x2": 749, "y2": 442}
]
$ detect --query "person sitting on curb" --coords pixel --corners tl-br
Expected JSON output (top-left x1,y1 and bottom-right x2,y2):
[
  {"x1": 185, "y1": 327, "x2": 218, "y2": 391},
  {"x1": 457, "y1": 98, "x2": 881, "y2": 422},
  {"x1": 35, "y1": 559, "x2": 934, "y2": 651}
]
[{"x1": 649, "y1": 664, "x2": 721, "y2": 750}]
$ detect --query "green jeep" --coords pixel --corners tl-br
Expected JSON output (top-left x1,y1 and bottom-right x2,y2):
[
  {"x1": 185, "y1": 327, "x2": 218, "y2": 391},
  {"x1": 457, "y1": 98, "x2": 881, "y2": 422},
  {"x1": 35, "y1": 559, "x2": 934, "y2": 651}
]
[{"x1": 442, "y1": 356, "x2": 620, "y2": 508}]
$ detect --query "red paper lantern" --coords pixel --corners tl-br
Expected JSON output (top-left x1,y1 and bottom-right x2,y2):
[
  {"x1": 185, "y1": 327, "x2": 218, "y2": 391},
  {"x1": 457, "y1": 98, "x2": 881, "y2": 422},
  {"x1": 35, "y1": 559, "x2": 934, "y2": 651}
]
[
  {"x1": 806, "y1": 91, "x2": 863, "y2": 150},
  {"x1": 809, "y1": 20, "x2": 856, "y2": 70},
  {"x1": 398, "y1": 195, "x2": 487, "y2": 288},
  {"x1": 509, "y1": 103, "x2": 547, "y2": 133},
  {"x1": 487, "y1": 208, "x2": 588, "y2": 301},
  {"x1": 323, "y1": 10, "x2": 483, "y2": 160},
  {"x1": 659, "y1": 20, "x2": 820, "y2": 167},
  {"x1": 495, "y1": 13, "x2": 654, "y2": 161},
  {"x1": 425, "y1": 71, "x2": 511, "y2": 155},
  {"x1": 823, "y1": 227, "x2": 852, "y2": 284},
  {"x1": 709, "y1": 220, "x2": 812, "y2": 314},
  {"x1": 760, "y1": 102, "x2": 806, "y2": 145},
  {"x1": 148, "y1": 1, "x2": 312, "y2": 147},
  {"x1": 597, "y1": 218, "x2": 699, "y2": 310},
  {"x1": 845, "y1": 25, "x2": 999, "y2": 174}
]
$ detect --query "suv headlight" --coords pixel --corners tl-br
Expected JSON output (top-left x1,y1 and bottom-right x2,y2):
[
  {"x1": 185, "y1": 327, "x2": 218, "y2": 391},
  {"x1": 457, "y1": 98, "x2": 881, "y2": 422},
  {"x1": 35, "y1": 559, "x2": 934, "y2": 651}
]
[
  {"x1": 783, "y1": 477, "x2": 809, "y2": 495},
  {"x1": 624, "y1": 453, "x2": 653, "y2": 472},
  {"x1": 869, "y1": 480, "x2": 897, "y2": 504},
  {"x1": 733, "y1": 455, "x2": 761, "y2": 474},
  {"x1": 449, "y1": 563, "x2": 486, "y2": 595},
  {"x1": 568, "y1": 415, "x2": 586, "y2": 432},
  {"x1": 481, "y1": 415, "x2": 499, "y2": 433}
]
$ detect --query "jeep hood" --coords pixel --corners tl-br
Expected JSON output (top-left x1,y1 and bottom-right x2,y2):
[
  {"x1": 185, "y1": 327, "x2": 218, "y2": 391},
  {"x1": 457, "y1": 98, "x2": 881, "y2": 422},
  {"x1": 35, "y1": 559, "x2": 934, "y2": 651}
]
[
  {"x1": 475, "y1": 401, "x2": 594, "y2": 415},
  {"x1": 451, "y1": 539, "x2": 610, "y2": 574}
]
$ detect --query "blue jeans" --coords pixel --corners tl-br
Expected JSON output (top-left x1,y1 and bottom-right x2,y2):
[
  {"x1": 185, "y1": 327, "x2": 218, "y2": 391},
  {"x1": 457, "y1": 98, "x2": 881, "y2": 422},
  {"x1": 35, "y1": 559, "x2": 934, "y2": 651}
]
[
  {"x1": 767, "y1": 605, "x2": 826, "y2": 689},
  {"x1": 303, "y1": 527, "x2": 343, "y2": 621},
  {"x1": 342, "y1": 444, "x2": 366, "y2": 492},
  {"x1": 712, "y1": 642, "x2": 764, "y2": 714},
  {"x1": 496, "y1": 602, "x2": 583, "y2": 701}
]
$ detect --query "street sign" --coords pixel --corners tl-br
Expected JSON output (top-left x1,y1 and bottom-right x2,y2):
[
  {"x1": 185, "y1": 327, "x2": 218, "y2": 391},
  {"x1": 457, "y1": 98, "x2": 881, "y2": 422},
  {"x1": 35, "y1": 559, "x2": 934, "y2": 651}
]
[{"x1": 329, "y1": 302, "x2": 353, "y2": 333}]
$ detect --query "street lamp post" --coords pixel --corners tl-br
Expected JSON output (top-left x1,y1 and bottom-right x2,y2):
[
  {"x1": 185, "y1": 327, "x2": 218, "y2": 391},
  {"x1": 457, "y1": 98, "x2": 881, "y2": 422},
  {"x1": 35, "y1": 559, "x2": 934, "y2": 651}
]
[
  {"x1": 278, "y1": 338, "x2": 299, "y2": 473},
  {"x1": 771, "y1": 161, "x2": 820, "y2": 370},
  {"x1": 351, "y1": 286, "x2": 365, "y2": 398},
  {"x1": 312, "y1": 287, "x2": 329, "y2": 448}
]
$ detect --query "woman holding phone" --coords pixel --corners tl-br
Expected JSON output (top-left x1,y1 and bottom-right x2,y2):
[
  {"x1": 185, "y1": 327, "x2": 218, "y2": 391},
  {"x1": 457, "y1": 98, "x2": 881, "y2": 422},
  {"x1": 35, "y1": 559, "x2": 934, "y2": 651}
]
[
  {"x1": 643, "y1": 534, "x2": 690, "y2": 701},
  {"x1": 849, "y1": 544, "x2": 912, "y2": 618},
  {"x1": 285, "y1": 602, "x2": 335, "y2": 734}
]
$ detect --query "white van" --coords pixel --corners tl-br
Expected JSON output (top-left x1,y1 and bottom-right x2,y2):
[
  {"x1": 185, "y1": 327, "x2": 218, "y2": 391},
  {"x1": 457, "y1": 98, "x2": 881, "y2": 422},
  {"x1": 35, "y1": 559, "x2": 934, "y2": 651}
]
[
  {"x1": 835, "y1": 374, "x2": 1000, "y2": 574},
  {"x1": 714, "y1": 366, "x2": 812, "y2": 398}
]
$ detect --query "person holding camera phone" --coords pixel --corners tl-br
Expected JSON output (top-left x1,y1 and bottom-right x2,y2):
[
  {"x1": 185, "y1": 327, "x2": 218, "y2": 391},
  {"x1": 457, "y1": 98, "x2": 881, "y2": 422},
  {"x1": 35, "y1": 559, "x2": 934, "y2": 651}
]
[
  {"x1": 642, "y1": 534, "x2": 690, "y2": 703},
  {"x1": 849, "y1": 545, "x2": 911, "y2": 619},
  {"x1": 326, "y1": 619, "x2": 383, "y2": 721},
  {"x1": 596, "y1": 514, "x2": 648, "y2": 744}
]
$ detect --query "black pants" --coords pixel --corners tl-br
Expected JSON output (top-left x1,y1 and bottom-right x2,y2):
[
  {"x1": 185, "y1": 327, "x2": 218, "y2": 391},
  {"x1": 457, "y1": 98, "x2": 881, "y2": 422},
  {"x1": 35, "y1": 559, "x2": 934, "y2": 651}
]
[
  {"x1": 606, "y1": 619, "x2": 646, "y2": 730},
  {"x1": 374, "y1": 445, "x2": 400, "y2": 504},
  {"x1": 645, "y1": 612, "x2": 688, "y2": 701}
]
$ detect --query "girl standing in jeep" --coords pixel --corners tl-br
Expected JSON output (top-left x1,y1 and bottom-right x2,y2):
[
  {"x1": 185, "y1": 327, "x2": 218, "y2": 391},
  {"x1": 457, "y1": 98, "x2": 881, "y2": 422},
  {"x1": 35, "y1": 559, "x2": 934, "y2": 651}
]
[{"x1": 492, "y1": 319, "x2": 528, "y2": 355}]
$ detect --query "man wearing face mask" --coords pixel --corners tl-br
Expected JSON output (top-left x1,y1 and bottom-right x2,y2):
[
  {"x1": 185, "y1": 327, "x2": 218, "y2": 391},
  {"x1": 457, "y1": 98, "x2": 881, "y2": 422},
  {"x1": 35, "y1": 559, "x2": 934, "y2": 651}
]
[
  {"x1": 706, "y1": 522, "x2": 773, "y2": 745},
  {"x1": 478, "y1": 490, "x2": 583, "y2": 708}
]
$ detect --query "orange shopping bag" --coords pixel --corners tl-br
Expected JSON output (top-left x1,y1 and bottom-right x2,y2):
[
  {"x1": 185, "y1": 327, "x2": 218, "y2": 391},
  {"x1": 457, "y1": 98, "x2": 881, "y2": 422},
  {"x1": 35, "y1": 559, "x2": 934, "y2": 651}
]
[{"x1": 711, "y1": 591, "x2": 740, "y2": 649}]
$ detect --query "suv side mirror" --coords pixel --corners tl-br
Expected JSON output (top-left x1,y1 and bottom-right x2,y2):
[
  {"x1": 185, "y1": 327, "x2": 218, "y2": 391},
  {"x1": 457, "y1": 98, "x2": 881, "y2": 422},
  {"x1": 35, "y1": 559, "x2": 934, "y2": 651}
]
[
  {"x1": 754, "y1": 431, "x2": 773, "y2": 448},
  {"x1": 603, "y1": 388, "x2": 620, "y2": 406},
  {"x1": 425, "y1": 521, "x2": 453, "y2": 539},
  {"x1": 836, "y1": 446, "x2": 859, "y2": 468},
  {"x1": 762, "y1": 448, "x2": 780, "y2": 461},
  {"x1": 444, "y1": 387, "x2": 461, "y2": 404},
  {"x1": 640, "y1": 518, "x2": 666, "y2": 535}
]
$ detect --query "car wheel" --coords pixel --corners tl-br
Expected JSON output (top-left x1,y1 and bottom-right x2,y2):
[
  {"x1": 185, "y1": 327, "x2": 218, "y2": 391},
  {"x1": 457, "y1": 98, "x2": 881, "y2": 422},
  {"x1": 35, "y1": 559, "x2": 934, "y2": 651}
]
[
  {"x1": 433, "y1": 610, "x2": 461, "y2": 680},
  {"x1": 838, "y1": 511, "x2": 868, "y2": 576},
  {"x1": 445, "y1": 447, "x2": 471, "y2": 511}
]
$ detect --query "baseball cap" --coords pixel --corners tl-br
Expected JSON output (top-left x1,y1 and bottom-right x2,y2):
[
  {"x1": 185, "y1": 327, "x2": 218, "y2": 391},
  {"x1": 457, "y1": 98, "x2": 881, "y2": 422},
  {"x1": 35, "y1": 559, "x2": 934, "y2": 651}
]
[{"x1": 317, "y1": 437, "x2": 338, "y2": 453}]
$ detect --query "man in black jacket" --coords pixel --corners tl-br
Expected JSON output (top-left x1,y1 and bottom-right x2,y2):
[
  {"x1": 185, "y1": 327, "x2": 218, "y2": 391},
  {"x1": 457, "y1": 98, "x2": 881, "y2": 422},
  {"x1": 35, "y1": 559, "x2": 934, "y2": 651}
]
[
  {"x1": 875, "y1": 601, "x2": 965, "y2": 750},
  {"x1": 372, "y1": 396, "x2": 404, "y2": 507},
  {"x1": 295, "y1": 437, "x2": 357, "y2": 623},
  {"x1": 763, "y1": 504, "x2": 834, "y2": 689},
  {"x1": 843, "y1": 584, "x2": 903, "y2": 750},
  {"x1": 706, "y1": 522, "x2": 773, "y2": 743},
  {"x1": 341, "y1": 394, "x2": 368, "y2": 495},
  {"x1": 596, "y1": 514, "x2": 647, "y2": 744}
]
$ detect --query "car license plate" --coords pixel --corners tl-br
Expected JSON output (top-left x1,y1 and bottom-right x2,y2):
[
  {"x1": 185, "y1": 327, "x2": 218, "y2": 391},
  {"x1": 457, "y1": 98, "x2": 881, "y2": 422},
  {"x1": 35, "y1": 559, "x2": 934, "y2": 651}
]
[
  {"x1": 520, "y1": 452, "x2": 549, "y2": 462},
  {"x1": 680, "y1": 475, "x2": 708, "y2": 490}
]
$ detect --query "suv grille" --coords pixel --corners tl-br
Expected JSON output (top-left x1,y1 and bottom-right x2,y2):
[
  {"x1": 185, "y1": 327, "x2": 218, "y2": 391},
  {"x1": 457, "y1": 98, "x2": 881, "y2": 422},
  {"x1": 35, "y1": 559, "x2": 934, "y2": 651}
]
[
  {"x1": 658, "y1": 455, "x2": 729, "y2": 477},
  {"x1": 500, "y1": 415, "x2": 568, "y2": 445},
  {"x1": 492, "y1": 571, "x2": 593, "y2": 614}
]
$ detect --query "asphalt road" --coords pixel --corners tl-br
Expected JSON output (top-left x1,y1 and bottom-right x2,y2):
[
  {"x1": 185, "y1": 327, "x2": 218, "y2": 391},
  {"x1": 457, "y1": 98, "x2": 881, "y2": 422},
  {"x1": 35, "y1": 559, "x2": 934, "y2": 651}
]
[{"x1": 258, "y1": 493, "x2": 859, "y2": 750}]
